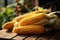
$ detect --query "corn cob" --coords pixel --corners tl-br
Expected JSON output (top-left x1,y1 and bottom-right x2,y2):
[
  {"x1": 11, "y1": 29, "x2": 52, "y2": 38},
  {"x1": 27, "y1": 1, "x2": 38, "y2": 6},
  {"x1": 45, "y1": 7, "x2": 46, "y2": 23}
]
[
  {"x1": 2, "y1": 21, "x2": 14, "y2": 29},
  {"x1": 13, "y1": 25, "x2": 45, "y2": 34},
  {"x1": 14, "y1": 11, "x2": 39, "y2": 22},
  {"x1": 19, "y1": 13, "x2": 47, "y2": 26}
]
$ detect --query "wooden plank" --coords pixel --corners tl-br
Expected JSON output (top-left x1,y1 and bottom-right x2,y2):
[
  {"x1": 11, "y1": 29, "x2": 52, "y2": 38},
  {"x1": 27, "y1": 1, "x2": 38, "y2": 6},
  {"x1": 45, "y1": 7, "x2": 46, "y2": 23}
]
[
  {"x1": 25, "y1": 35, "x2": 40, "y2": 40},
  {"x1": 37, "y1": 34, "x2": 48, "y2": 40},
  {"x1": 0, "y1": 29, "x2": 17, "y2": 39},
  {"x1": 49, "y1": 33, "x2": 56, "y2": 40},
  {"x1": 37, "y1": 30, "x2": 56, "y2": 40},
  {"x1": 50, "y1": 37, "x2": 56, "y2": 40},
  {"x1": 49, "y1": 30, "x2": 60, "y2": 40},
  {"x1": 13, "y1": 35, "x2": 29, "y2": 40}
]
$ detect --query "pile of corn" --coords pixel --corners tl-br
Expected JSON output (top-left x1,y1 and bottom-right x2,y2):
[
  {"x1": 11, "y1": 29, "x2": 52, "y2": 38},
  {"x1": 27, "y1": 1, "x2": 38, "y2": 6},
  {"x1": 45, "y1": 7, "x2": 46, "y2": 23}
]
[{"x1": 2, "y1": 7, "x2": 60, "y2": 34}]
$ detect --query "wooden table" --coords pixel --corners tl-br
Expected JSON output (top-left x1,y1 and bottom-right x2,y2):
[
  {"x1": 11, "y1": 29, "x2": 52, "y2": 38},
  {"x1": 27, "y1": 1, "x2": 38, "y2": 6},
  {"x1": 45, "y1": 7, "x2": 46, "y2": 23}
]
[{"x1": 0, "y1": 29, "x2": 60, "y2": 40}]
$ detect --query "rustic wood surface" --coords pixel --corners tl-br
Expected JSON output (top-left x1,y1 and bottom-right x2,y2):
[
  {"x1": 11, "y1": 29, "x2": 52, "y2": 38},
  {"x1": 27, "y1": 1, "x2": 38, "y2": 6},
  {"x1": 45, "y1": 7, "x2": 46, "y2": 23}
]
[{"x1": 0, "y1": 29, "x2": 60, "y2": 40}]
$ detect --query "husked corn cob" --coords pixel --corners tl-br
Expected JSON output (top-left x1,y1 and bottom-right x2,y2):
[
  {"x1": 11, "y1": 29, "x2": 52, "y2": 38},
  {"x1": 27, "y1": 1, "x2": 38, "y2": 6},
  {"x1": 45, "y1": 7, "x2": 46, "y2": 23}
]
[
  {"x1": 19, "y1": 13, "x2": 47, "y2": 26},
  {"x1": 2, "y1": 21, "x2": 14, "y2": 29},
  {"x1": 14, "y1": 11, "x2": 39, "y2": 22},
  {"x1": 13, "y1": 25, "x2": 45, "y2": 34}
]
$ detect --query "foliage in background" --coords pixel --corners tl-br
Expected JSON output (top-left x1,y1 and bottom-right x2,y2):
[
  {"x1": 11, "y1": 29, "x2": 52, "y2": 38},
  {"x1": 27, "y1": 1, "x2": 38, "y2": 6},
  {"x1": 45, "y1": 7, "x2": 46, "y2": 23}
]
[
  {"x1": 0, "y1": 7, "x2": 16, "y2": 28},
  {"x1": 18, "y1": 0, "x2": 34, "y2": 12}
]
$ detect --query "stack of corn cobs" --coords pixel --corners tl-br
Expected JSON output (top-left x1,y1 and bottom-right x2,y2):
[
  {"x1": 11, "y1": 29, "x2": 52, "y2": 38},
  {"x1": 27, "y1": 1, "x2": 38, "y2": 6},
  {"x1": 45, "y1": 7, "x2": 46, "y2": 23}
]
[{"x1": 2, "y1": 7, "x2": 60, "y2": 34}]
